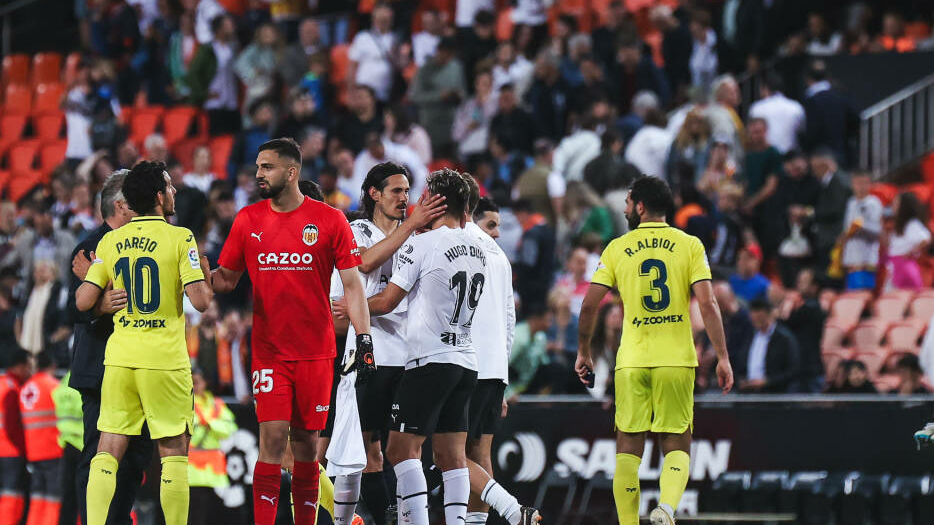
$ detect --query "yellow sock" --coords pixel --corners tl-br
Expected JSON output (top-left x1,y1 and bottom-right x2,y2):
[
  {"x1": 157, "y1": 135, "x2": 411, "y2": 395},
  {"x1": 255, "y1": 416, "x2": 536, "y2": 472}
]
[
  {"x1": 613, "y1": 453, "x2": 641, "y2": 525},
  {"x1": 317, "y1": 464, "x2": 335, "y2": 520},
  {"x1": 87, "y1": 453, "x2": 118, "y2": 525},
  {"x1": 160, "y1": 456, "x2": 189, "y2": 525},
  {"x1": 659, "y1": 450, "x2": 690, "y2": 513}
]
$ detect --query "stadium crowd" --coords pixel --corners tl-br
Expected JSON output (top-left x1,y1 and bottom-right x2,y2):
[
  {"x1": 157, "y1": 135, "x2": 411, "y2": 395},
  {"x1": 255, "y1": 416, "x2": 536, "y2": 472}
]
[{"x1": 3, "y1": 0, "x2": 934, "y2": 401}]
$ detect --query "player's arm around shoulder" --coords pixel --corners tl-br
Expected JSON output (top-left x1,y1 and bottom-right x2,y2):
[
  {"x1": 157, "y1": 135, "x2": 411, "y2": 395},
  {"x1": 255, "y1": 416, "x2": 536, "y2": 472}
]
[
  {"x1": 178, "y1": 227, "x2": 214, "y2": 312},
  {"x1": 76, "y1": 234, "x2": 112, "y2": 312}
]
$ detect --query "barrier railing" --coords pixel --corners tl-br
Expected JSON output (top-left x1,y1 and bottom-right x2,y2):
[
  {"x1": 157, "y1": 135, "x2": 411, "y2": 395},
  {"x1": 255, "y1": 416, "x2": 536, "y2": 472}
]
[{"x1": 860, "y1": 72, "x2": 934, "y2": 179}]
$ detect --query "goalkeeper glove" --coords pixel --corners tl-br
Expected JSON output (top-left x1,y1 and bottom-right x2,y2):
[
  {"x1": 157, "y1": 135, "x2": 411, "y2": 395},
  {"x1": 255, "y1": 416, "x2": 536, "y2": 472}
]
[{"x1": 354, "y1": 333, "x2": 376, "y2": 383}]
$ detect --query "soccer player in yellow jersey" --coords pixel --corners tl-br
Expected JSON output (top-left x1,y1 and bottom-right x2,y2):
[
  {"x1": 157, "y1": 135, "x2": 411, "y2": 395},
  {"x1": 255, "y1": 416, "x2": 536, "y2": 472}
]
[
  {"x1": 575, "y1": 176, "x2": 734, "y2": 525},
  {"x1": 75, "y1": 161, "x2": 215, "y2": 525}
]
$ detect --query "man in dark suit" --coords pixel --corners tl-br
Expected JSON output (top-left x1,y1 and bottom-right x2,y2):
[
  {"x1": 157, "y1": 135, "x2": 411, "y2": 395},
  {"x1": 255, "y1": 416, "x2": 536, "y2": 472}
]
[
  {"x1": 809, "y1": 147, "x2": 852, "y2": 273},
  {"x1": 67, "y1": 170, "x2": 154, "y2": 525},
  {"x1": 802, "y1": 62, "x2": 858, "y2": 166},
  {"x1": 734, "y1": 299, "x2": 801, "y2": 393}
]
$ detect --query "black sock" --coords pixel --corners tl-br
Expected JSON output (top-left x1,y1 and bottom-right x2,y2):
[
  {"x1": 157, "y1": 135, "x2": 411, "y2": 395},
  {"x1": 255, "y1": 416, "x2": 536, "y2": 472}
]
[
  {"x1": 424, "y1": 464, "x2": 443, "y2": 493},
  {"x1": 361, "y1": 471, "x2": 390, "y2": 525}
]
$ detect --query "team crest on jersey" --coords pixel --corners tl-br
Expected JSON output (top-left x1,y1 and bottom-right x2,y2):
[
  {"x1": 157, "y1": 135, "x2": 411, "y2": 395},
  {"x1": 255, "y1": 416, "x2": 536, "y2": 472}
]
[{"x1": 302, "y1": 224, "x2": 319, "y2": 246}]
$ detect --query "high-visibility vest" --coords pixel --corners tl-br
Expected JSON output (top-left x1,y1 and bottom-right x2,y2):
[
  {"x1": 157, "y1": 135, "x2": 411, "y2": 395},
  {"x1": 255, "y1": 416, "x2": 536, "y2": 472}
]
[
  {"x1": 188, "y1": 393, "x2": 237, "y2": 488},
  {"x1": 52, "y1": 372, "x2": 83, "y2": 451},
  {"x1": 0, "y1": 373, "x2": 25, "y2": 458},
  {"x1": 19, "y1": 372, "x2": 62, "y2": 462}
]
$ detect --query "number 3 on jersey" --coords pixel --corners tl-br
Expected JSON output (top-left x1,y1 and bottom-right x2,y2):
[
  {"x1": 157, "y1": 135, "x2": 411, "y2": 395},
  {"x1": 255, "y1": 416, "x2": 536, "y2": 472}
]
[
  {"x1": 252, "y1": 369, "x2": 273, "y2": 394},
  {"x1": 640, "y1": 259, "x2": 670, "y2": 312}
]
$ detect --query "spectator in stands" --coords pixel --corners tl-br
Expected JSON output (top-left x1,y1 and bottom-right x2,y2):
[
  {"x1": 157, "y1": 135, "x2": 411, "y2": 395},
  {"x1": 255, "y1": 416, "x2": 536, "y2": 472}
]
[
  {"x1": 142, "y1": 134, "x2": 169, "y2": 164},
  {"x1": 183, "y1": 146, "x2": 217, "y2": 194},
  {"x1": 115, "y1": 140, "x2": 141, "y2": 170},
  {"x1": 167, "y1": 13, "x2": 198, "y2": 101},
  {"x1": 587, "y1": 301, "x2": 621, "y2": 399},
  {"x1": 743, "y1": 118, "x2": 783, "y2": 258},
  {"x1": 168, "y1": 160, "x2": 208, "y2": 236},
  {"x1": 891, "y1": 354, "x2": 932, "y2": 394},
  {"x1": 592, "y1": 0, "x2": 637, "y2": 73},
  {"x1": 507, "y1": 305, "x2": 550, "y2": 398},
  {"x1": 490, "y1": 84, "x2": 535, "y2": 155},
  {"x1": 5, "y1": 202, "x2": 76, "y2": 287},
  {"x1": 584, "y1": 130, "x2": 638, "y2": 197},
  {"x1": 331, "y1": 85, "x2": 382, "y2": 155},
  {"x1": 875, "y1": 12, "x2": 917, "y2": 53},
  {"x1": 489, "y1": 135, "x2": 532, "y2": 190},
  {"x1": 749, "y1": 72, "x2": 806, "y2": 154},
  {"x1": 779, "y1": 268, "x2": 826, "y2": 392},
  {"x1": 886, "y1": 192, "x2": 931, "y2": 291},
  {"x1": 546, "y1": 288, "x2": 578, "y2": 369},
  {"x1": 650, "y1": 5, "x2": 692, "y2": 101},
  {"x1": 332, "y1": 148, "x2": 357, "y2": 198},
  {"x1": 454, "y1": 0, "x2": 493, "y2": 42},
  {"x1": 453, "y1": 68, "x2": 498, "y2": 160},
  {"x1": 192, "y1": 0, "x2": 225, "y2": 44},
  {"x1": 318, "y1": 165, "x2": 352, "y2": 211},
  {"x1": 735, "y1": 298, "x2": 801, "y2": 393},
  {"x1": 17, "y1": 260, "x2": 69, "y2": 361},
  {"x1": 706, "y1": 75, "x2": 744, "y2": 156},
  {"x1": 552, "y1": 112, "x2": 601, "y2": 183},
  {"x1": 457, "y1": 10, "x2": 497, "y2": 88},
  {"x1": 701, "y1": 282, "x2": 754, "y2": 390},
  {"x1": 347, "y1": 3, "x2": 399, "y2": 102},
  {"x1": 802, "y1": 62, "x2": 857, "y2": 165},
  {"x1": 191, "y1": 302, "x2": 221, "y2": 388},
  {"x1": 352, "y1": 132, "x2": 428, "y2": 200},
  {"x1": 624, "y1": 109, "x2": 672, "y2": 179},
  {"x1": 68, "y1": 183, "x2": 97, "y2": 237},
  {"x1": 383, "y1": 105, "x2": 432, "y2": 165},
  {"x1": 729, "y1": 245, "x2": 770, "y2": 303},
  {"x1": 297, "y1": 128, "x2": 327, "y2": 182},
  {"x1": 412, "y1": 10, "x2": 443, "y2": 68},
  {"x1": 688, "y1": 10, "x2": 719, "y2": 90},
  {"x1": 233, "y1": 166, "x2": 255, "y2": 211},
  {"x1": 279, "y1": 18, "x2": 324, "y2": 88},
  {"x1": 564, "y1": 182, "x2": 616, "y2": 246},
  {"x1": 514, "y1": 139, "x2": 558, "y2": 224},
  {"x1": 411, "y1": 36, "x2": 465, "y2": 158},
  {"x1": 233, "y1": 22, "x2": 283, "y2": 117},
  {"x1": 719, "y1": 0, "x2": 764, "y2": 73},
  {"x1": 188, "y1": 14, "x2": 240, "y2": 135},
  {"x1": 806, "y1": 12, "x2": 843, "y2": 56},
  {"x1": 708, "y1": 183, "x2": 746, "y2": 277},
  {"x1": 810, "y1": 147, "x2": 852, "y2": 273},
  {"x1": 227, "y1": 98, "x2": 275, "y2": 179},
  {"x1": 525, "y1": 52, "x2": 571, "y2": 142},
  {"x1": 513, "y1": 199, "x2": 556, "y2": 319},
  {"x1": 275, "y1": 87, "x2": 326, "y2": 142},
  {"x1": 555, "y1": 246, "x2": 591, "y2": 318},
  {"x1": 90, "y1": 0, "x2": 141, "y2": 102},
  {"x1": 492, "y1": 42, "x2": 534, "y2": 98},
  {"x1": 841, "y1": 172, "x2": 883, "y2": 290},
  {"x1": 617, "y1": 90, "x2": 660, "y2": 144},
  {"x1": 0, "y1": 283, "x2": 18, "y2": 365},
  {"x1": 666, "y1": 108, "x2": 712, "y2": 184},
  {"x1": 828, "y1": 360, "x2": 877, "y2": 393},
  {"x1": 611, "y1": 38, "x2": 671, "y2": 113}
]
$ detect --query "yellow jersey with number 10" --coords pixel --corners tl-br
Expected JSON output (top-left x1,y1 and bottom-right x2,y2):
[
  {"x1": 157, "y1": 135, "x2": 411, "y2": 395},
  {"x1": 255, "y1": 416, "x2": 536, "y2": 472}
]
[
  {"x1": 591, "y1": 222, "x2": 711, "y2": 369},
  {"x1": 84, "y1": 216, "x2": 204, "y2": 370}
]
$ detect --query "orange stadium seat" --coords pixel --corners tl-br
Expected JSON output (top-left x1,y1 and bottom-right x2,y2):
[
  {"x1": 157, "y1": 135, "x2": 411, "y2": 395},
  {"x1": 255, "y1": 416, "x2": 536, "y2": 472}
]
[
  {"x1": 329, "y1": 44, "x2": 350, "y2": 86},
  {"x1": 129, "y1": 106, "x2": 164, "y2": 146},
  {"x1": 7, "y1": 140, "x2": 39, "y2": 172},
  {"x1": 872, "y1": 292, "x2": 911, "y2": 322},
  {"x1": 853, "y1": 350, "x2": 886, "y2": 377},
  {"x1": 0, "y1": 114, "x2": 28, "y2": 155},
  {"x1": 32, "y1": 53, "x2": 62, "y2": 86},
  {"x1": 3, "y1": 83, "x2": 32, "y2": 114},
  {"x1": 210, "y1": 134, "x2": 234, "y2": 177},
  {"x1": 63, "y1": 52, "x2": 83, "y2": 86},
  {"x1": 886, "y1": 320, "x2": 926, "y2": 352},
  {"x1": 33, "y1": 83, "x2": 64, "y2": 113},
  {"x1": 908, "y1": 296, "x2": 934, "y2": 321},
  {"x1": 821, "y1": 322, "x2": 848, "y2": 352},
  {"x1": 2, "y1": 55, "x2": 30, "y2": 85},
  {"x1": 7, "y1": 170, "x2": 42, "y2": 203},
  {"x1": 172, "y1": 139, "x2": 207, "y2": 173},
  {"x1": 851, "y1": 319, "x2": 889, "y2": 351},
  {"x1": 33, "y1": 111, "x2": 65, "y2": 141},
  {"x1": 829, "y1": 293, "x2": 869, "y2": 330},
  {"x1": 0, "y1": 170, "x2": 9, "y2": 191},
  {"x1": 39, "y1": 140, "x2": 67, "y2": 176},
  {"x1": 162, "y1": 106, "x2": 199, "y2": 146}
]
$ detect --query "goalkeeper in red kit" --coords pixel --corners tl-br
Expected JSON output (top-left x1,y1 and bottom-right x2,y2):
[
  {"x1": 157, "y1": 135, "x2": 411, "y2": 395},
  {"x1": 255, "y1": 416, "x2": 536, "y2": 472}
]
[{"x1": 211, "y1": 138, "x2": 374, "y2": 525}]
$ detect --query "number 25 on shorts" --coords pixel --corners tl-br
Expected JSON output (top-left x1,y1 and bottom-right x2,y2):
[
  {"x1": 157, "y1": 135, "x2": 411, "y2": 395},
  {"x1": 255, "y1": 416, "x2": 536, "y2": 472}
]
[{"x1": 252, "y1": 369, "x2": 274, "y2": 394}]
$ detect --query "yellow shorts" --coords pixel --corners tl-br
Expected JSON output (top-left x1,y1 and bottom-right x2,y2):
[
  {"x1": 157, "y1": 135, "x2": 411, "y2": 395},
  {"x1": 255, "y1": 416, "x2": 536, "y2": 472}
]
[
  {"x1": 614, "y1": 367, "x2": 694, "y2": 434},
  {"x1": 98, "y1": 366, "x2": 194, "y2": 440}
]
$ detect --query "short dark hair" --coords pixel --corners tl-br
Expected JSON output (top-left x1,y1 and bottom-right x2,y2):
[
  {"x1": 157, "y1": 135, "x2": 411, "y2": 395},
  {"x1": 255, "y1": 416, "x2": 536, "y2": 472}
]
[
  {"x1": 762, "y1": 70, "x2": 783, "y2": 93},
  {"x1": 35, "y1": 351, "x2": 53, "y2": 370},
  {"x1": 123, "y1": 161, "x2": 168, "y2": 215},
  {"x1": 7, "y1": 348, "x2": 30, "y2": 367},
  {"x1": 628, "y1": 176, "x2": 673, "y2": 217},
  {"x1": 783, "y1": 149, "x2": 806, "y2": 163},
  {"x1": 474, "y1": 9, "x2": 495, "y2": 26},
  {"x1": 258, "y1": 138, "x2": 302, "y2": 165},
  {"x1": 472, "y1": 197, "x2": 499, "y2": 221},
  {"x1": 462, "y1": 172, "x2": 480, "y2": 214},
  {"x1": 749, "y1": 298, "x2": 772, "y2": 312},
  {"x1": 362, "y1": 162, "x2": 409, "y2": 219},
  {"x1": 512, "y1": 198, "x2": 533, "y2": 213},
  {"x1": 299, "y1": 180, "x2": 324, "y2": 202},
  {"x1": 896, "y1": 353, "x2": 922, "y2": 373},
  {"x1": 427, "y1": 168, "x2": 470, "y2": 218},
  {"x1": 210, "y1": 14, "x2": 228, "y2": 35}
]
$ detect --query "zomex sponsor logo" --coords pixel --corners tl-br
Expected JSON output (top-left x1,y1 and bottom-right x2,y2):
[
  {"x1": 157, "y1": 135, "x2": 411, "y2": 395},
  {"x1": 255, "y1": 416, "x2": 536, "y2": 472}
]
[
  {"x1": 632, "y1": 314, "x2": 684, "y2": 327},
  {"x1": 257, "y1": 252, "x2": 314, "y2": 271}
]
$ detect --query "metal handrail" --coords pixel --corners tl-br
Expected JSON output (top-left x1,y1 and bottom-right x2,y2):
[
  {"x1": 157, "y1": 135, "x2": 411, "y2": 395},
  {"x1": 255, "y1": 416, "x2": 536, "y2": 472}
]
[{"x1": 861, "y1": 72, "x2": 934, "y2": 119}]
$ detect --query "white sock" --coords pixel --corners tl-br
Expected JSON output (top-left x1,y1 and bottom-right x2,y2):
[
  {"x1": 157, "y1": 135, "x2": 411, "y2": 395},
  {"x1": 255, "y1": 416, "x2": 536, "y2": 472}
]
[
  {"x1": 464, "y1": 511, "x2": 488, "y2": 524},
  {"x1": 333, "y1": 472, "x2": 362, "y2": 524},
  {"x1": 442, "y1": 468, "x2": 470, "y2": 525},
  {"x1": 660, "y1": 503, "x2": 675, "y2": 517},
  {"x1": 394, "y1": 459, "x2": 429, "y2": 525},
  {"x1": 481, "y1": 480, "x2": 521, "y2": 525}
]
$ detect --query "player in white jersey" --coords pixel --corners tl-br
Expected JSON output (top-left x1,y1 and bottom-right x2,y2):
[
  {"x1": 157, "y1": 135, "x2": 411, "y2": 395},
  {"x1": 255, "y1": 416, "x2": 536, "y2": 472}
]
[
  {"x1": 461, "y1": 176, "x2": 541, "y2": 525},
  {"x1": 367, "y1": 169, "x2": 484, "y2": 525},
  {"x1": 330, "y1": 162, "x2": 446, "y2": 525}
]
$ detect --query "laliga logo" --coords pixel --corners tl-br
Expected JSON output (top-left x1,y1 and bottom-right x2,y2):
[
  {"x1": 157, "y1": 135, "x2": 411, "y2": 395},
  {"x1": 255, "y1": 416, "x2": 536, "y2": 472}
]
[
  {"x1": 214, "y1": 429, "x2": 259, "y2": 507},
  {"x1": 497, "y1": 433, "x2": 547, "y2": 482}
]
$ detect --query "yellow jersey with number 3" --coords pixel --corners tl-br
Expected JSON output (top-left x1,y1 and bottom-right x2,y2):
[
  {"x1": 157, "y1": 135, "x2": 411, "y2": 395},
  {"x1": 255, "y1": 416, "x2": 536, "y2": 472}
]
[
  {"x1": 84, "y1": 216, "x2": 204, "y2": 370},
  {"x1": 591, "y1": 222, "x2": 711, "y2": 369}
]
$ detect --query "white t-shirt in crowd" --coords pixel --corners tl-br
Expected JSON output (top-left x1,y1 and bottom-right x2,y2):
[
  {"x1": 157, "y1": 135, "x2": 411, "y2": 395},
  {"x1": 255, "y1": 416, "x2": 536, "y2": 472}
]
[
  {"x1": 841, "y1": 195, "x2": 883, "y2": 267},
  {"x1": 390, "y1": 226, "x2": 487, "y2": 370},
  {"x1": 748, "y1": 92, "x2": 806, "y2": 153},
  {"x1": 348, "y1": 30, "x2": 397, "y2": 101},
  {"x1": 889, "y1": 218, "x2": 931, "y2": 257},
  {"x1": 456, "y1": 0, "x2": 495, "y2": 27},
  {"x1": 465, "y1": 222, "x2": 514, "y2": 382}
]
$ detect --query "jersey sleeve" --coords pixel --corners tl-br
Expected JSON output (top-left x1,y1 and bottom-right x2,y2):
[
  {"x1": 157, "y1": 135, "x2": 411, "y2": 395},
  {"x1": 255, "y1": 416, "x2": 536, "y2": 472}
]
[
  {"x1": 217, "y1": 212, "x2": 247, "y2": 272},
  {"x1": 591, "y1": 241, "x2": 618, "y2": 289},
  {"x1": 690, "y1": 236, "x2": 713, "y2": 284},
  {"x1": 177, "y1": 228, "x2": 205, "y2": 286},
  {"x1": 389, "y1": 239, "x2": 423, "y2": 292},
  {"x1": 332, "y1": 211, "x2": 362, "y2": 270},
  {"x1": 84, "y1": 236, "x2": 111, "y2": 289}
]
